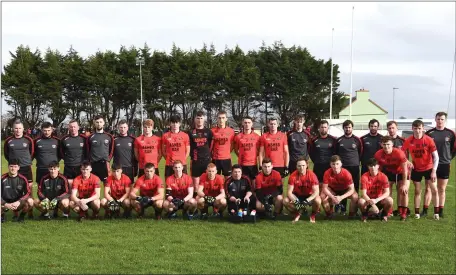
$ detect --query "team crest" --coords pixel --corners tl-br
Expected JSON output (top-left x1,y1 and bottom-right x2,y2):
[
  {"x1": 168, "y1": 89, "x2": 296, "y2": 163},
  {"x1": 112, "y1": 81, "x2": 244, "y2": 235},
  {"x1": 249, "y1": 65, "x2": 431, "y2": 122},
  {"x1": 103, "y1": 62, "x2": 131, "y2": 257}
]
[
  {"x1": 128, "y1": 143, "x2": 132, "y2": 146},
  {"x1": 52, "y1": 145, "x2": 56, "y2": 148},
  {"x1": 104, "y1": 140, "x2": 109, "y2": 144},
  {"x1": 328, "y1": 143, "x2": 332, "y2": 148},
  {"x1": 352, "y1": 144, "x2": 357, "y2": 149},
  {"x1": 80, "y1": 143, "x2": 84, "y2": 147},
  {"x1": 23, "y1": 143, "x2": 27, "y2": 147},
  {"x1": 445, "y1": 137, "x2": 450, "y2": 142}
]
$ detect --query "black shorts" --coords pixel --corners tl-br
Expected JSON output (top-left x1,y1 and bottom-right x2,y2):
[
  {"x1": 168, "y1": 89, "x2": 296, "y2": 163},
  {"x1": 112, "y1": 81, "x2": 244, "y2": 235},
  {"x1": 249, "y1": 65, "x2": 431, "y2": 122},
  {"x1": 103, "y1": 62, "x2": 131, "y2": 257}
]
[
  {"x1": 437, "y1": 164, "x2": 450, "y2": 180},
  {"x1": 293, "y1": 194, "x2": 309, "y2": 202},
  {"x1": 411, "y1": 169, "x2": 432, "y2": 182},
  {"x1": 91, "y1": 160, "x2": 110, "y2": 183},
  {"x1": 313, "y1": 163, "x2": 331, "y2": 182},
  {"x1": 138, "y1": 167, "x2": 159, "y2": 177},
  {"x1": 273, "y1": 167, "x2": 286, "y2": 178},
  {"x1": 214, "y1": 159, "x2": 232, "y2": 176},
  {"x1": 383, "y1": 170, "x2": 404, "y2": 183},
  {"x1": 64, "y1": 165, "x2": 81, "y2": 180},
  {"x1": 330, "y1": 188, "x2": 350, "y2": 196},
  {"x1": 165, "y1": 165, "x2": 188, "y2": 178},
  {"x1": 241, "y1": 165, "x2": 259, "y2": 181},
  {"x1": 191, "y1": 160, "x2": 210, "y2": 178},
  {"x1": 18, "y1": 166, "x2": 33, "y2": 183},
  {"x1": 35, "y1": 168, "x2": 49, "y2": 184},
  {"x1": 343, "y1": 165, "x2": 360, "y2": 191},
  {"x1": 121, "y1": 166, "x2": 135, "y2": 183}
]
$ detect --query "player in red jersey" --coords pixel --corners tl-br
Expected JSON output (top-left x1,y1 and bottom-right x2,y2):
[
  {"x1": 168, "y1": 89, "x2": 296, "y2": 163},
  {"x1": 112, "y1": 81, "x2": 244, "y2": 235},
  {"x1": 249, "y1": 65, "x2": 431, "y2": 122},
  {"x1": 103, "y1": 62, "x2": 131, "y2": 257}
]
[
  {"x1": 403, "y1": 120, "x2": 439, "y2": 220},
  {"x1": 134, "y1": 119, "x2": 162, "y2": 177},
  {"x1": 130, "y1": 163, "x2": 164, "y2": 219},
  {"x1": 70, "y1": 161, "x2": 101, "y2": 222},
  {"x1": 211, "y1": 110, "x2": 235, "y2": 177},
  {"x1": 234, "y1": 116, "x2": 260, "y2": 183},
  {"x1": 100, "y1": 164, "x2": 132, "y2": 219},
  {"x1": 358, "y1": 158, "x2": 393, "y2": 222},
  {"x1": 255, "y1": 158, "x2": 283, "y2": 219},
  {"x1": 374, "y1": 135, "x2": 410, "y2": 218},
  {"x1": 259, "y1": 118, "x2": 289, "y2": 179},
  {"x1": 196, "y1": 163, "x2": 226, "y2": 219},
  {"x1": 163, "y1": 160, "x2": 197, "y2": 220},
  {"x1": 162, "y1": 115, "x2": 190, "y2": 178},
  {"x1": 284, "y1": 157, "x2": 321, "y2": 224},
  {"x1": 320, "y1": 155, "x2": 358, "y2": 219}
]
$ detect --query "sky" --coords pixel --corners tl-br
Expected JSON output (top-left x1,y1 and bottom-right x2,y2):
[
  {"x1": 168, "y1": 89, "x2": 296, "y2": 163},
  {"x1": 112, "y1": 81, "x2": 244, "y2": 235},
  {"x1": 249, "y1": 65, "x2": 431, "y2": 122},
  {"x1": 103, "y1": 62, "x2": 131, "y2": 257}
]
[{"x1": 2, "y1": 1, "x2": 455, "y2": 119}]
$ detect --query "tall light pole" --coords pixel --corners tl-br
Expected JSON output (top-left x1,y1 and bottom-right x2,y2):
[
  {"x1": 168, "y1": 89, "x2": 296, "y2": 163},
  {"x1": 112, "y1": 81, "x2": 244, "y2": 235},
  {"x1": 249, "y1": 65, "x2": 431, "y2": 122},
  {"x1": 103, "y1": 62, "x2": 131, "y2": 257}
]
[
  {"x1": 136, "y1": 56, "x2": 145, "y2": 134},
  {"x1": 329, "y1": 28, "x2": 335, "y2": 124},
  {"x1": 393, "y1": 87, "x2": 399, "y2": 120},
  {"x1": 349, "y1": 6, "x2": 355, "y2": 120}
]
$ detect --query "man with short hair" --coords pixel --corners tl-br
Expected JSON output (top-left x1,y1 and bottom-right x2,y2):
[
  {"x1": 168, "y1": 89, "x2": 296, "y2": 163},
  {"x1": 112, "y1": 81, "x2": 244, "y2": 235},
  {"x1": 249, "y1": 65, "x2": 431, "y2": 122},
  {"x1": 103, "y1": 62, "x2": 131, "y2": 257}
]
[
  {"x1": 130, "y1": 163, "x2": 164, "y2": 219},
  {"x1": 1, "y1": 160, "x2": 33, "y2": 223},
  {"x1": 188, "y1": 111, "x2": 214, "y2": 193},
  {"x1": 424, "y1": 112, "x2": 456, "y2": 218},
  {"x1": 335, "y1": 120, "x2": 363, "y2": 214},
  {"x1": 70, "y1": 161, "x2": 102, "y2": 222},
  {"x1": 101, "y1": 164, "x2": 132, "y2": 219},
  {"x1": 358, "y1": 158, "x2": 393, "y2": 222},
  {"x1": 320, "y1": 155, "x2": 359, "y2": 219},
  {"x1": 86, "y1": 115, "x2": 114, "y2": 184},
  {"x1": 403, "y1": 119, "x2": 439, "y2": 220},
  {"x1": 34, "y1": 122, "x2": 61, "y2": 189},
  {"x1": 310, "y1": 120, "x2": 337, "y2": 185},
  {"x1": 211, "y1": 110, "x2": 235, "y2": 177},
  {"x1": 287, "y1": 114, "x2": 311, "y2": 174},
  {"x1": 284, "y1": 157, "x2": 321, "y2": 223},
  {"x1": 113, "y1": 120, "x2": 136, "y2": 183},
  {"x1": 386, "y1": 121, "x2": 406, "y2": 150},
  {"x1": 162, "y1": 115, "x2": 190, "y2": 177},
  {"x1": 225, "y1": 164, "x2": 255, "y2": 217},
  {"x1": 259, "y1": 118, "x2": 289, "y2": 179},
  {"x1": 234, "y1": 116, "x2": 260, "y2": 184},
  {"x1": 134, "y1": 119, "x2": 162, "y2": 177},
  {"x1": 196, "y1": 163, "x2": 226, "y2": 219},
  {"x1": 254, "y1": 158, "x2": 283, "y2": 219},
  {"x1": 163, "y1": 160, "x2": 196, "y2": 220},
  {"x1": 360, "y1": 119, "x2": 383, "y2": 175},
  {"x1": 60, "y1": 120, "x2": 87, "y2": 188},
  {"x1": 4, "y1": 120, "x2": 34, "y2": 184},
  {"x1": 34, "y1": 162, "x2": 70, "y2": 219}
]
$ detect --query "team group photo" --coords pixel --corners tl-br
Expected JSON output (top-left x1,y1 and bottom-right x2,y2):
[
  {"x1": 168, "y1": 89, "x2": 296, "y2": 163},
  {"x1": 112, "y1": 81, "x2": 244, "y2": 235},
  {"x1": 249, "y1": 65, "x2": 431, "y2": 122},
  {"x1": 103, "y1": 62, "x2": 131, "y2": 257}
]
[{"x1": 1, "y1": 1, "x2": 455, "y2": 274}]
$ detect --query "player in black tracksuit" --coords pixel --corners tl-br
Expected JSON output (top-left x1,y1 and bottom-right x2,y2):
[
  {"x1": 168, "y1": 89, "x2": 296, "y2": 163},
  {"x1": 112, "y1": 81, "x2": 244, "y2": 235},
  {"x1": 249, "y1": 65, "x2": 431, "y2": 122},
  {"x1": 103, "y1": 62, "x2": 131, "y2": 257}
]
[
  {"x1": 225, "y1": 165, "x2": 255, "y2": 214},
  {"x1": 287, "y1": 115, "x2": 311, "y2": 174},
  {"x1": 360, "y1": 119, "x2": 383, "y2": 175},
  {"x1": 87, "y1": 116, "x2": 114, "y2": 184},
  {"x1": 113, "y1": 120, "x2": 137, "y2": 183}
]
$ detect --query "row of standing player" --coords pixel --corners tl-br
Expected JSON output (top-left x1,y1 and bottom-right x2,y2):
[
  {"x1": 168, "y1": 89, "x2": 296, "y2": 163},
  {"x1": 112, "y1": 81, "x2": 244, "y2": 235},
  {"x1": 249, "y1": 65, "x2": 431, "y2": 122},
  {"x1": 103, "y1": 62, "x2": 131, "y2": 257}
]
[{"x1": 3, "y1": 111, "x2": 455, "y2": 219}]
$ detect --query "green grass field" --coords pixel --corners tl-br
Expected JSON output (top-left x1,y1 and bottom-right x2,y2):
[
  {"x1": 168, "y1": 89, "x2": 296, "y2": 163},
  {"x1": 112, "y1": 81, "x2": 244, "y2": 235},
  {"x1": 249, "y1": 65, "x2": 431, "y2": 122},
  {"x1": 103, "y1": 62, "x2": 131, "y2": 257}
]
[{"x1": 1, "y1": 145, "x2": 455, "y2": 274}]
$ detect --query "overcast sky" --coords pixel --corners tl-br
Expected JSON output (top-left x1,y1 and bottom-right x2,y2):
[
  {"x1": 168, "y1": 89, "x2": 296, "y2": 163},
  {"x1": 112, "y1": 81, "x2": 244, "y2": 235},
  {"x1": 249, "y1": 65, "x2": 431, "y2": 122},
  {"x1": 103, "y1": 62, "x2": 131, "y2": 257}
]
[{"x1": 2, "y1": 2, "x2": 455, "y2": 119}]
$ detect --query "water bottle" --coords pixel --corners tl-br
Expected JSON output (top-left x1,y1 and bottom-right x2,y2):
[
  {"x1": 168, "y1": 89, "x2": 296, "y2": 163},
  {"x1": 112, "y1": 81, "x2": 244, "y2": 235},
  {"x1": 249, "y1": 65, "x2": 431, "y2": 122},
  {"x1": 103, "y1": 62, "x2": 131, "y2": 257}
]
[{"x1": 238, "y1": 208, "x2": 243, "y2": 217}]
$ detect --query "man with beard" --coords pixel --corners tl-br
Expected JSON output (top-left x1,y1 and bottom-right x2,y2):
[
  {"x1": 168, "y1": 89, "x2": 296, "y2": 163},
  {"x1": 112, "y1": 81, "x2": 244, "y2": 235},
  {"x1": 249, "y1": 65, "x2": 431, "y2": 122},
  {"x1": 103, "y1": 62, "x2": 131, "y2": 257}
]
[
  {"x1": 234, "y1": 116, "x2": 261, "y2": 185},
  {"x1": 162, "y1": 115, "x2": 190, "y2": 177},
  {"x1": 34, "y1": 122, "x2": 61, "y2": 190},
  {"x1": 87, "y1": 115, "x2": 114, "y2": 184},
  {"x1": 287, "y1": 114, "x2": 311, "y2": 174},
  {"x1": 259, "y1": 118, "x2": 289, "y2": 180},
  {"x1": 310, "y1": 120, "x2": 337, "y2": 185},
  {"x1": 335, "y1": 120, "x2": 363, "y2": 215},
  {"x1": 360, "y1": 119, "x2": 383, "y2": 175},
  {"x1": 134, "y1": 119, "x2": 162, "y2": 177},
  {"x1": 113, "y1": 120, "x2": 136, "y2": 183},
  {"x1": 60, "y1": 120, "x2": 87, "y2": 189},
  {"x1": 423, "y1": 112, "x2": 456, "y2": 218}
]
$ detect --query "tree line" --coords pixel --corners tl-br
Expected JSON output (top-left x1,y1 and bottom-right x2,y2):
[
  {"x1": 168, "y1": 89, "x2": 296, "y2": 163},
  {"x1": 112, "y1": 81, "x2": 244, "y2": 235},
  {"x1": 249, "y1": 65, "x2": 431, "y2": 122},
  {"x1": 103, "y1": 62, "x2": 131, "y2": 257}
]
[{"x1": 1, "y1": 41, "x2": 348, "y2": 131}]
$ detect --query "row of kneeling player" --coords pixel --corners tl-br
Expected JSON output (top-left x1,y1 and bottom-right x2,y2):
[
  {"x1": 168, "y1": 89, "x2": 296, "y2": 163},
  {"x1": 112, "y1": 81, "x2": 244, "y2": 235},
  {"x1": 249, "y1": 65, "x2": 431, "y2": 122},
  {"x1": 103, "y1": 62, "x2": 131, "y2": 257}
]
[{"x1": 2, "y1": 155, "x2": 406, "y2": 224}]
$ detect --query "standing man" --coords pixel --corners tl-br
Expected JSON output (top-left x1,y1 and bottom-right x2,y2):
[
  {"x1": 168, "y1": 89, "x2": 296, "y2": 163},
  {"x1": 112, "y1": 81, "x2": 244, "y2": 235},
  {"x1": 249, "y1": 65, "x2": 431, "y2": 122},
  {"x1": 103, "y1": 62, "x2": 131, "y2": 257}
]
[
  {"x1": 234, "y1": 116, "x2": 261, "y2": 185},
  {"x1": 188, "y1": 111, "x2": 213, "y2": 193},
  {"x1": 211, "y1": 110, "x2": 235, "y2": 177},
  {"x1": 360, "y1": 119, "x2": 383, "y2": 175},
  {"x1": 4, "y1": 120, "x2": 34, "y2": 185},
  {"x1": 310, "y1": 120, "x2": 337, "y2": 185},
  {"x1": 113, "y1": 120, "x2": 136, "y2": 183},
  {"x1": 86, "y1": 115, "x2": 114, "y2": 184},
  {"x1": 162, "y1": 115, "x2": 190, "y2": 177},
  {"x1": 403, "y1": 120, "x2": 439, "y2": 220},
  {"x1": 34, "y1": 122, "x2": 61, "y2": 191},
  {"x1": 1, "y1": 160, "x2": 33, "y2": 223},
  {"x1": 386, "y1": 121, "x2": 406, "y2": 150},
  {"x1": 287, "y1": 114, "x2": 311, "y2": 174},
  {"x1": 284, "y1": 157, "x2": 321, "y2": 224},
  {"x1": 34, "y1": 162, "x2": 70, "y2": 219},
  {"x1": 60, "y1": 120, "x2": 87, "y2": 189},
  {"x1": 424, "y1": 112, "x2": 456, "y2": 218},
  {"x1": 259, "y1": 118, "x2": 289, "y2": 179},
  {"x1": 335, "y1": 120, "x2": 363, "y2": 214},
  {"x1": 134, "y1": 119, "x2": 162, "y2": 177}
]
